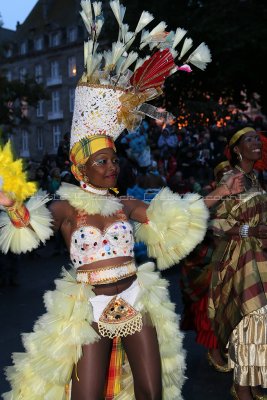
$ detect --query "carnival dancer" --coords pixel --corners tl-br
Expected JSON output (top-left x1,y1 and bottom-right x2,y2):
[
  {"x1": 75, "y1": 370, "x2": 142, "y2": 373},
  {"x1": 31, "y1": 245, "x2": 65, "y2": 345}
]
[
  {"x1": 180, "y1": 160, "x2": 233, "y2": 373},
  {"x1": 208, "y1": 127, "x2": 267, "y2": 400},
  {"x1": 0, "y1": 2, "x2": 244, "y2": 399}
]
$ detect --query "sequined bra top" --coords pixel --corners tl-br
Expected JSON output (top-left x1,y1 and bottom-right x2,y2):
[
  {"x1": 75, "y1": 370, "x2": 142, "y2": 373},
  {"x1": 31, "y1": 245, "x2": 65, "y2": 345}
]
[{"x1": 70, "y1": 220, "x2": 135, "y2": 268}]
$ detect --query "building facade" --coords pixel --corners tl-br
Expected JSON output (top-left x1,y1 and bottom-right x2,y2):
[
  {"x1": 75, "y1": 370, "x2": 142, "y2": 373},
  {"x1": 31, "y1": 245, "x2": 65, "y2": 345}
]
[{"x1": 0, "y1": 0, "x2": 86, "y2": 160}]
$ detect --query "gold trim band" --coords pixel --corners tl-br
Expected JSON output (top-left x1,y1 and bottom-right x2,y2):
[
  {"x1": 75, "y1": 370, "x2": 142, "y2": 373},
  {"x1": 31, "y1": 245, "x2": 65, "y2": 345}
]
[
  {"x1": 76, "y1": 261, "x2": 137, "y2": 285},
  {"x1": 214, "y1": 161, "x2": 230, "y2": 178},
  {"x1": 229, "y1": 127, "x2": 256, "y2": 147}
]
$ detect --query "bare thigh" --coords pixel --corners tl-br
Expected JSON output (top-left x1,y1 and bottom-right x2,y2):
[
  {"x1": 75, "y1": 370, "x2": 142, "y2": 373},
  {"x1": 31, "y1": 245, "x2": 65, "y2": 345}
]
[
  {"x1": 122, "y1": 320, "x2": 162, "y2": 400},
  {"x1": 71, "y1": 322, "x2": 112, "y2": 400}
]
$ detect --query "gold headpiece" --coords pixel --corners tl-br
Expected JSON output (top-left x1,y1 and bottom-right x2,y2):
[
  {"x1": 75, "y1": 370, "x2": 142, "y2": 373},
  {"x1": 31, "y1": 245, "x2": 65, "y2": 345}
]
[
  {"x1": 214, "y1": 160, "x2": 230, "y2": 179},
  {"x1": 229, "y1": 127, "x2": 256, "y2": 147}
]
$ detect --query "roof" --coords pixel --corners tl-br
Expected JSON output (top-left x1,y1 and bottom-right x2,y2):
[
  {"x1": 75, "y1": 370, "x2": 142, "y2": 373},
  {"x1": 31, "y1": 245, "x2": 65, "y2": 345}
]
[
  {"x1": 15, "y1": 0, "x2": 80, "y2": 37},
  {"x1": 0, "y1": 27, "x2": 16, "y2": 44}
]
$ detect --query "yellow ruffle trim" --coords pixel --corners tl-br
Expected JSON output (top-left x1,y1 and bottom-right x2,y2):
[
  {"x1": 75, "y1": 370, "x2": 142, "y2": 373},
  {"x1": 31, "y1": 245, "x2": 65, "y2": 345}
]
[
  {"x1": 135, "y1": 187, "x2": 209, "y2": 270},
  {"x1": 3, "y1": 263, "x2": 186, "y2": 400},
  {"x1": 0, "y1": 190, "x2": 54, "y2": 254}
]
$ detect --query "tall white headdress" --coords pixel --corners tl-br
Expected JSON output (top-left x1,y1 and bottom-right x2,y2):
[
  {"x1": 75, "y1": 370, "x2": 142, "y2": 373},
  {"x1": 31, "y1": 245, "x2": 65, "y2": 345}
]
[{"x1": 70, "y1": 0, "x2": 212, "y2": 151}]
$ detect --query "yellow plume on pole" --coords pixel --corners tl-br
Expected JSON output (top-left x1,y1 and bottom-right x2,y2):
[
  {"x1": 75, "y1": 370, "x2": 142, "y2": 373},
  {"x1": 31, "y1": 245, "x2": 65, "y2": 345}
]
[{"x1": 0, "y1": 141, "x2": 37, "y2": 202}]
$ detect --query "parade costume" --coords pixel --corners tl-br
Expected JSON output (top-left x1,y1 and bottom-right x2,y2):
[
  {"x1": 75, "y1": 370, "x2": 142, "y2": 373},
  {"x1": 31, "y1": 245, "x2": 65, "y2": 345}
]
[
  {"x1": 180, "y1": 161, "x2": 231, "y2": 351},
  {"x1": 0, "y1": 1, "x2": 212, "y2": 398},
  {"x1": 208, "y1": 129, "x2": 267, "y2": 388}
]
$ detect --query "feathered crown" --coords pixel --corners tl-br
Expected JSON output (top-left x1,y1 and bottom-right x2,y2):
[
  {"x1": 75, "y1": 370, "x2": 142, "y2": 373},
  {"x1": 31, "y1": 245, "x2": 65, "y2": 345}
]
[{"x1": 70, "y1": 0, "x2": 212, "y2": 150}]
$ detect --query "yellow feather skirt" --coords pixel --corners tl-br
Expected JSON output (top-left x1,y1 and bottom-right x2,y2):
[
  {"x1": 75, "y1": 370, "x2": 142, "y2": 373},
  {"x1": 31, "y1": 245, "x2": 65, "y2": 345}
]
[{"x1": 2, "y1": 262, "x2": 186, "y2": 400}]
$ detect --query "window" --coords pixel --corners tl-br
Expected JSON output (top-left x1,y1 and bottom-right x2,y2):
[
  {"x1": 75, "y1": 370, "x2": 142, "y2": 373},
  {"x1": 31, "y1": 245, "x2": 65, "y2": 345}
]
[
  {"x1": 51, "y1": 61, "x2": 60, "y2": 78},
  {"x1": 68, "y1": 56, "x2": 77, "y2": 77},
  {"x1": 20, "y1": 41, "x2": 27, "y2": 55},
  {"x1": 34, "y1": 37, "x2": 44, "y2": 51},
  {"x1": 19, "y1": 67, "x2": 27, "y2": 82},
  {"x1": 21, "y1": 130, "x2": 29, "y2": 156},
  {"x1": 36, "y1": 100, "x2": 44, "y2": 117},
  {"x1": 50, "y1": 32, "x2": 60, "y2": 47},
  {"x1": 68, "y1": 27, "x2": 77, "y2": 43},
  {"x1": 52, "y1": 91, "x2": 60, "y2": 113},
  {"x1": 69, "y1": 88, "x2": 75, "y2": 112},
  {"x1": 37, "y1": 127, "x2": 44, "y2": 150},
  {"x1": 35, "y1": 64, "x2": 43, "y2": 83},
  {"x1": 53, "y1": 125, "x2": 61, "y2": 150},
  {"x1": 6, "y1": 71, "x2": 12, "y2": 82},
  {"x1": 5, "y1": 47, "x2": 12, "y2": 58}
]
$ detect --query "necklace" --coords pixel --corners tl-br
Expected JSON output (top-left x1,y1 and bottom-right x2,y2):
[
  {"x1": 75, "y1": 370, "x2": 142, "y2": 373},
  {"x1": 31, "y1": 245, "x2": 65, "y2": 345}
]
[
  {"x1": 80, "y1": 180, "x2": 108, "y2": 195},
  {"x1": 235, "y1": 165, "x2": 261, "y2": 191}
]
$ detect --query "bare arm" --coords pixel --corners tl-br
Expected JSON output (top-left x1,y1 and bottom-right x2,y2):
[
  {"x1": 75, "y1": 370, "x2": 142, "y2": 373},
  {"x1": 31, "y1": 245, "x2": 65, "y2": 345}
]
[
  {"x1": 48, "y1": 199, "x2": 70, "y2": 232},
  {"x1": 203, "y1": 172, "x2": 244, "y2": 208},
  {"x1": 121, "y1": 197, "x2": 148, "y2": 223}
]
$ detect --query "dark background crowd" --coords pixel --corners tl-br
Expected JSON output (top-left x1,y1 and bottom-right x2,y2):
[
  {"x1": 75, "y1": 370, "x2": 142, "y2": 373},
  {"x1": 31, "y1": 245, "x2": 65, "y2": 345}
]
[{"x1": 1, "y1": 116, "x2": 267, "y2": 287}]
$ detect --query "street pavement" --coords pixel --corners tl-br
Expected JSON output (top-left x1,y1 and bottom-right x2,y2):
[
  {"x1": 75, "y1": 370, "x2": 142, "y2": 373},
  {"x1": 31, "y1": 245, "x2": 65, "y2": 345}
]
[{"x1": 0, "y1": 237, "x2": 257, "y2": 400}]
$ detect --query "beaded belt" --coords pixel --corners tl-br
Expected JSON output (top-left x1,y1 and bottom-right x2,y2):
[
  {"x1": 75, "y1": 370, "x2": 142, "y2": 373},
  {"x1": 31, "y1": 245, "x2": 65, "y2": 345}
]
[{"x1": 76, "y1": 261, "x2": 137, "y2": 285}]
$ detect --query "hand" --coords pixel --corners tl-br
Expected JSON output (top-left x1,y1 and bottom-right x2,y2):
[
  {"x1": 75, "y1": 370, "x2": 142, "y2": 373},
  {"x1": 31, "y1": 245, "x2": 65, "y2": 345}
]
[
  {"x1": 0, "y1": 191, "x2": 15, "y2": 207},
  {"x1": 223, "y1": 172, "x2": 244, "y2": 196}
]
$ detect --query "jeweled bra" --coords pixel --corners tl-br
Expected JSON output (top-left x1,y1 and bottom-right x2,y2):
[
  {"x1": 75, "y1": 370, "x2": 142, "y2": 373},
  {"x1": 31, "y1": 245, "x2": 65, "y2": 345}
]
[{"x1": 70, "y1": 220, "x2": 135, "y2": 268}]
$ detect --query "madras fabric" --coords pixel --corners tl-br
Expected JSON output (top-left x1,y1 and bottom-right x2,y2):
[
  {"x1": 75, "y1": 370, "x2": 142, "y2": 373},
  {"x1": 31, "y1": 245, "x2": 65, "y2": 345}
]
[
  {"x1": 105, "y1": 337, "x2": 124, "y2": 399},
  {"x1": 6, "y1": 202, "x2": 30, "y2": 228},
  {"x1": 208, "y1": 187, "x2": 267, "y2": 347},
  {"x1": 70, "y1": 135, "x2": 116, "y2": 181}
]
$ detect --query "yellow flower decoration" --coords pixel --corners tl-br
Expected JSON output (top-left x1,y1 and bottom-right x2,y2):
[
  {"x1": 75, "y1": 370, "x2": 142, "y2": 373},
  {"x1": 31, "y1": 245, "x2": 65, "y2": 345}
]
[{"x1": 0, "y1": 141, "x2": 37, "y2": 202}]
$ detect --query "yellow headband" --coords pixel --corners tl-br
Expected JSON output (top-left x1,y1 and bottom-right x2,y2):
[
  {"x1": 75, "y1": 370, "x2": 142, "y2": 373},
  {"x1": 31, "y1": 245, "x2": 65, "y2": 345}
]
[
  {"x1": 214, "y1": 161, "x2": 230, "y2": 178},
  {"x1": 229, "y1": 127, "x2": 256, "y2": 147},
  {"x1": 69, "y1": 135, "x2": 116, "y2": 181}
]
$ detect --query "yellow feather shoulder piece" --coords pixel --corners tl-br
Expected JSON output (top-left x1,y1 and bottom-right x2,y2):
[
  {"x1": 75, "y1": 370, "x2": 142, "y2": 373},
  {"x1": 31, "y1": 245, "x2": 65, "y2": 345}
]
[{"x1": 0, "y1": 141, "x2": 37, "y2": 202}]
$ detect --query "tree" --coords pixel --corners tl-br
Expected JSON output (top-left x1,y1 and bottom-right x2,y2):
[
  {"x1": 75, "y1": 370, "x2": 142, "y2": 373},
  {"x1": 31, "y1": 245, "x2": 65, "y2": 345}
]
[
  {"x1": 0, "y1": 76, "x2": 48, "y2": 139},
  {"x1": 123, "y1": 0, "x2": 267, "y2": 123}
]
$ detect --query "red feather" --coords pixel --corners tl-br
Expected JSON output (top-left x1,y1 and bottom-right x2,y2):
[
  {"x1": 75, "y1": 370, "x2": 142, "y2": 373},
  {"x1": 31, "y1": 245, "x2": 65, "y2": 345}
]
[
  {"x1": 130, "y1": 49, "x2": 175, "y2": 92},
  {"x1": 254, "y1": 132, "x2": 267, "y2": 171}
]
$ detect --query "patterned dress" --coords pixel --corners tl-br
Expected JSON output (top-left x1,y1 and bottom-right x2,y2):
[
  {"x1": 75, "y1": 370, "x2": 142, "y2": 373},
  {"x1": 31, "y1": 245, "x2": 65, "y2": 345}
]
[{"x1": 208, "y1": 173, "x2": 267, "y2": 386}]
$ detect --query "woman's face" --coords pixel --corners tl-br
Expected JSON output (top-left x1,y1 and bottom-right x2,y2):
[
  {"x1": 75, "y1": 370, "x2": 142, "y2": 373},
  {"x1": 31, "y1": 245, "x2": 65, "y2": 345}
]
[
  {"x1": 84, "y1": 148, "x2": 120, "y2": 188},
  {"x1": 234, "y1": 131, "x2": 262, "y2": 162}
]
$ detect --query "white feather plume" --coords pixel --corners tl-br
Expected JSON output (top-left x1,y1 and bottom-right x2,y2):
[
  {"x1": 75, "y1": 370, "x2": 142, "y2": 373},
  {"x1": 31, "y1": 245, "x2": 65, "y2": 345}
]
[
  {"x1": 172, "y1": 28, "x2": 187, "y2": 49},
  {"x1": 92, "y1": 1, "x2": 102, "y2": 17},
  {"x1": 135, "y1": 11, "x2": 154, "y2": 34},
  {"x1": 186, "y1": 42, "x2": 212, "y2": 70},
  {"x1": 110, "y1": 0, "x2": 126, "y2": 26},
  {"x1": 81, "y1": 0, "x2": 93, "y2": 20},
  {"x1": 119, "y1": 51, "x2": 138, "y2": 74},
  {"x1": 179, "y1": 37, "x2": 193, "y2": 59},
  {"x1": 80, "y1": 10, "x2": 92, "y2": 34}
]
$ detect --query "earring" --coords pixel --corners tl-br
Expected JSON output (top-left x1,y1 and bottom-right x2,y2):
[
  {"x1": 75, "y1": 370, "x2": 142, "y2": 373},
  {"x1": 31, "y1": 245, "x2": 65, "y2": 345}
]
[{"x1": 237, "y1": 152, "x2": 243, "y2": 161}]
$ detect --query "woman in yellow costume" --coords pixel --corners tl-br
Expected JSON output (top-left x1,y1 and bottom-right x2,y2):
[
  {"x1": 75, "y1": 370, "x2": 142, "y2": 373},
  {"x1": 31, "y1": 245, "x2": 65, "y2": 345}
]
[
  {"x1": 0, "y1": 2, "x2": 244, "y2": 399},
  {"x1": 208, "y1": 127, "x2": 267, "y2": 400}
]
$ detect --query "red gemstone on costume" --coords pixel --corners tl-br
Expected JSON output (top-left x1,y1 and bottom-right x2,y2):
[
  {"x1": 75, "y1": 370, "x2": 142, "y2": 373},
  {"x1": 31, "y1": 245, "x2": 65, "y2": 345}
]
[{"x1": 82, "y1": 184, "x2": 87, "y2": 188}]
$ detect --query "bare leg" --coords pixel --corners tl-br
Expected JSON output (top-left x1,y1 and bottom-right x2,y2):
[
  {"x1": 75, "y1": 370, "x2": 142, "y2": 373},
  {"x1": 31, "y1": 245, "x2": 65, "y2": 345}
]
[
  {"x1": 233, "y1": 384, "x2": 253, "y2": 400},
  {"x1": 71, "y1": 322, "x2": 112, "y2": 400},
  {"x1": 122, "y1": 320, "x2": 162, "y2": 400}
]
